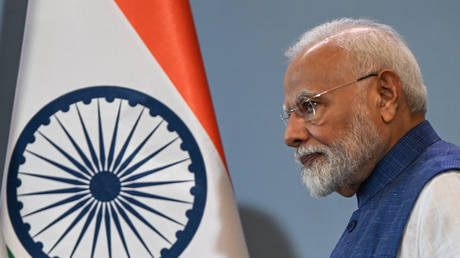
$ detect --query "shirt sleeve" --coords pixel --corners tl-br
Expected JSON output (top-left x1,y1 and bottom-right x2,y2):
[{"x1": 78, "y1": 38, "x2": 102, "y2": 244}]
[{"x1": 398, "y1": 171, "x2": 460, "y2": 258}]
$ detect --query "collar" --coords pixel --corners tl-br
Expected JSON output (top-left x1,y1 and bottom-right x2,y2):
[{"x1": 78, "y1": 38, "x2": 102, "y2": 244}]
[{"x1": 356, "y1": 120, "x2": 440, "y2": 208}]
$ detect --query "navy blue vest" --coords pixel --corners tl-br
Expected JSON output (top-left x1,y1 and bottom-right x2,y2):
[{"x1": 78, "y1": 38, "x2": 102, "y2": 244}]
[{"x1": 331, "y1": 121, "x2": 460, "y2": 257}]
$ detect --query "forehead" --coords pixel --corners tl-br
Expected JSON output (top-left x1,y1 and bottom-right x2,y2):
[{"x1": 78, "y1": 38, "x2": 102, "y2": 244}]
[{"x1": 283, "y1": 42, "x2": 350, "y2": 103}]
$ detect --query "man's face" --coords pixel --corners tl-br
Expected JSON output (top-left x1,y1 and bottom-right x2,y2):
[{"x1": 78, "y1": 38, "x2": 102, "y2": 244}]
[{"x1": 283, "y1": 43, "x2": 384, "y2": 197}]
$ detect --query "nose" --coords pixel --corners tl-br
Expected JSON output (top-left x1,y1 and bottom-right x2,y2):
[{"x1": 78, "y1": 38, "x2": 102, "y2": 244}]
[{"x1": 284, "y1": 114, "x2": 310, "y2": 147}]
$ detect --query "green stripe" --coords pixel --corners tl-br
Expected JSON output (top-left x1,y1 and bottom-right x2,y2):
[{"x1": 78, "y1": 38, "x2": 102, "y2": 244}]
[{"x1": 6, "y1": 246, "x2": 14, "y2": 258}]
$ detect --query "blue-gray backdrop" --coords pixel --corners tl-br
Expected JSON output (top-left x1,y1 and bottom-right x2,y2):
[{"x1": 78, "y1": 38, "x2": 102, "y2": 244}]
[{"x1": 1, "y1": 1, "x2": 459, "y2": 257}]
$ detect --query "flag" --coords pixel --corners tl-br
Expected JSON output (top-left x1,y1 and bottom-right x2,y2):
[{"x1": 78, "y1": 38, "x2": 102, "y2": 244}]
[{"x1": 0, "y1": 1, "x2": 248, "y2": 257}]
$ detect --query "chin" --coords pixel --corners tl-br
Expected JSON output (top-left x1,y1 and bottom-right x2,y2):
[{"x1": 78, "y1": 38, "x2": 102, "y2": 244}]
[{"x1": 302, "y1": 171, "x2": 335, "y2": 198}]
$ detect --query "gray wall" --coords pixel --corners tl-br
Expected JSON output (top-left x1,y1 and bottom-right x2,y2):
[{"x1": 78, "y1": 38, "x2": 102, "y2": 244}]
[{"x1": 1, "y1": 1, "x2": 460, "y2": 257}]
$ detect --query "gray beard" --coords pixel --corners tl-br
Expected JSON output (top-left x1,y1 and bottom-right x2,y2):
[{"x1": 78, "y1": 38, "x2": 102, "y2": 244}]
[{"x1": 295, "y1": 105, "x2": 384, "y2": 198}]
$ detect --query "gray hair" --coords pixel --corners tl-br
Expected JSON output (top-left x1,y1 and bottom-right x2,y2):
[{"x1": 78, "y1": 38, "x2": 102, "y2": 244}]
[{"x1": 285, "y1": 18, "x2": 427, "y2": 114}]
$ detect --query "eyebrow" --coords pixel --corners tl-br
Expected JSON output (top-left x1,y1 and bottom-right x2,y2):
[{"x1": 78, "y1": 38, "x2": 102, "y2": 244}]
[
  {"x1": 295, "y1": 90, "x2": 317, "y2": 102},
  {"x1": 283, "y1": 90, "x2": 316, "y2": 110}
]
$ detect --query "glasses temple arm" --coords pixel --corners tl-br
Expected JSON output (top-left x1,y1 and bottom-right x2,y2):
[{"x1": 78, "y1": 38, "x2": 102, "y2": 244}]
[{"x1": 312, "y1": 72, "x2": 379, "y2": 99}]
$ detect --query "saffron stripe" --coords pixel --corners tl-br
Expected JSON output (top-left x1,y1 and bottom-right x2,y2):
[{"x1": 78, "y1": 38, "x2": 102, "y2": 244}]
[{"x1": 113, "y1": 0, "x2": 228, "y2": 170}]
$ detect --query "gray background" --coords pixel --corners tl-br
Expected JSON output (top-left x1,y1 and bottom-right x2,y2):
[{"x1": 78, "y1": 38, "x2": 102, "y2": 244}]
[{"x1": 1, "y1": 0, "x2": 460, "y2": 257}]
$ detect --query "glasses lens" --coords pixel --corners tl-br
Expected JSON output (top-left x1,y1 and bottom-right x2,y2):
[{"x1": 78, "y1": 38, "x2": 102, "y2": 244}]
[
  {"x1": 281, "y1": 108, "x2": 290, "y2": 125},
  {"x1": 296, "y1": 98, "x2": 316, "y2": 122}
]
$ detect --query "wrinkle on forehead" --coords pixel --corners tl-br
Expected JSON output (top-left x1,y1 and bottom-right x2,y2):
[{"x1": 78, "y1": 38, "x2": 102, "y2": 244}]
[{"x1": 301, "y1": 27, "x2": 377, "y2": 58}]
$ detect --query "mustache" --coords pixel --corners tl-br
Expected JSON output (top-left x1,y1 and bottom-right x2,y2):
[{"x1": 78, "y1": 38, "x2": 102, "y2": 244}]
[{"x1": 295, "y1": 145, "x2": 328, "y2": 165}]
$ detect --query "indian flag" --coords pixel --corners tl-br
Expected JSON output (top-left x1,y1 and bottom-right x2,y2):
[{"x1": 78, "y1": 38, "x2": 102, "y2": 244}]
[{"x1": 0, "y1": 1, "x2": 248, "y2": 257}]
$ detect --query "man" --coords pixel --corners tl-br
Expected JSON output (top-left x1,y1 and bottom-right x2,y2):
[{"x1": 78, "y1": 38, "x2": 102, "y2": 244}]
[{"x1": 282, "y1": 18, "x2": 460, "y2": 257}]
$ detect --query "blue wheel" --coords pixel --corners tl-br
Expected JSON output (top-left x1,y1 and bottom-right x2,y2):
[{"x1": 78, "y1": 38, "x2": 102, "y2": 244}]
[{"x1": 6, "y1": 86, "x2": 207, "y2": 258}]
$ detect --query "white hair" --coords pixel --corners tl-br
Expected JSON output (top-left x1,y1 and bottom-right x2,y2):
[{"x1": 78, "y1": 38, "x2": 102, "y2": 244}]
[{"x1": 285, "y1": 18, "x2": 427, "y2": 114}]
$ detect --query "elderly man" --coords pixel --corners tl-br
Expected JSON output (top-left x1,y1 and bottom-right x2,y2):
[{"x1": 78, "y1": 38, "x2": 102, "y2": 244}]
[{"x1": 282, "y1": 18, "x2": 460, "y2": 257}]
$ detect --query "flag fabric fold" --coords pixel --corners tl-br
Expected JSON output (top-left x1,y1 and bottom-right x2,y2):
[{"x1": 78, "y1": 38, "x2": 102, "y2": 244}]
[{"x1": 0, "y1": 1, "x2": 248, "y2": 257}]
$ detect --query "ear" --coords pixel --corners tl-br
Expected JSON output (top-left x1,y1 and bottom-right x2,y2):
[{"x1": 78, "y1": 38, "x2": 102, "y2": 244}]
[{"x1": 376, "y1": 69, "x2": 402, "y2": 123}]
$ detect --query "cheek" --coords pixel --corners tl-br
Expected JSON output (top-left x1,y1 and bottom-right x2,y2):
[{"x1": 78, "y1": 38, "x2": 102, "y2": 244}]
[
  {"x1": 307, "y1": 105, "x2": 360, "y2": 144},
  {"x1": 307, "y1": 125, "x2": 348, "y2": 146},
  {"x1": 322, "y1": 95, "x2": 356, "y2": 123},
  {"x1": 319, "y1": 107, "x2": 353, "y2": 131}
]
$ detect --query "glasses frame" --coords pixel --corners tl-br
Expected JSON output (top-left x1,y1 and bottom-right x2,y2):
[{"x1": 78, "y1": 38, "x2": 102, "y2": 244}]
[{"x1": 281, "y1": 72, "x2": 379, "y2": 125}]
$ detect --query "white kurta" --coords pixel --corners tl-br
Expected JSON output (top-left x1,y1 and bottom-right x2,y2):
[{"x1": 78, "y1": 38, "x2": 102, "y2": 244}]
[{"x1": 398, "y1": 171, "x2": 460, "y2": 257}]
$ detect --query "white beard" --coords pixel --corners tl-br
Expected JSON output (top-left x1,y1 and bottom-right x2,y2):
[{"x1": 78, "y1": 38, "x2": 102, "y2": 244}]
[{"x1": 295, "y1": 103, "x2": 384, "y2": 198}]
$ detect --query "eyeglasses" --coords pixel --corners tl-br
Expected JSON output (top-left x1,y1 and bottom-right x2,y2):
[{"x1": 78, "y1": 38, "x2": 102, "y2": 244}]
[{"x1": 281, "y1": 72, "x2": 378, "y2": 125}]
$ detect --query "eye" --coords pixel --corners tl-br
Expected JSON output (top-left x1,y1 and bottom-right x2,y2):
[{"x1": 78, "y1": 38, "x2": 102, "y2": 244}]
[{"x1": 298, "y1": 99, "x2": 317, "y2": 115}]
